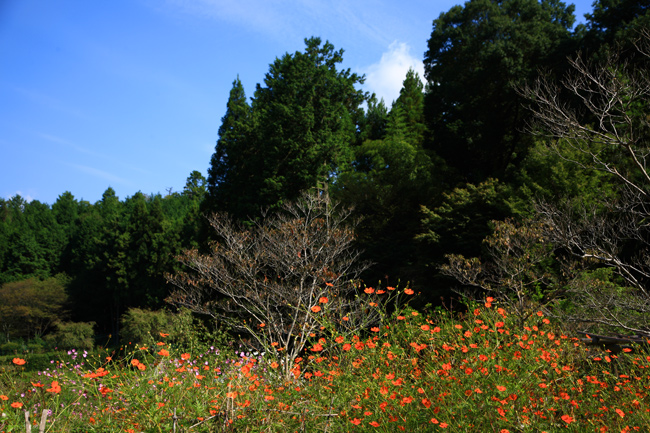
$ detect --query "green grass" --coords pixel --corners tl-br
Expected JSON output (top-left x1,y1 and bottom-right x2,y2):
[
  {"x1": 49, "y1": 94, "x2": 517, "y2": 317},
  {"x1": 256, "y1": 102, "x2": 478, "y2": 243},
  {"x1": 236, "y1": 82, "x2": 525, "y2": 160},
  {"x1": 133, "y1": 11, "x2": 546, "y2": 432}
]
[{"x1": 1, "y1": 294, "x2": 649, "y2": 432}]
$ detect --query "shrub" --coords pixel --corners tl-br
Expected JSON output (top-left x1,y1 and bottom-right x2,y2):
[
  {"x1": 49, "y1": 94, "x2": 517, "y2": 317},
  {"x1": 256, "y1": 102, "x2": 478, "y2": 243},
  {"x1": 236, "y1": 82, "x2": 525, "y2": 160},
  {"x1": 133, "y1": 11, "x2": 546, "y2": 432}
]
[{"x1": 44, "y1": 321, "x2": 95, "y2": 351}]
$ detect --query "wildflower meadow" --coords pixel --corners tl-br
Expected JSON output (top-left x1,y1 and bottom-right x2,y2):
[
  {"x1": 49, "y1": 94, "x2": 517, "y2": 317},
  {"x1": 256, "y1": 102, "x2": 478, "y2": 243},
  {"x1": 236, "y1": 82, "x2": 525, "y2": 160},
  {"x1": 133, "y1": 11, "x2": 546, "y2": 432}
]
[{"x1": 1, "y1": 289, "x2": 649, "y2": 432}]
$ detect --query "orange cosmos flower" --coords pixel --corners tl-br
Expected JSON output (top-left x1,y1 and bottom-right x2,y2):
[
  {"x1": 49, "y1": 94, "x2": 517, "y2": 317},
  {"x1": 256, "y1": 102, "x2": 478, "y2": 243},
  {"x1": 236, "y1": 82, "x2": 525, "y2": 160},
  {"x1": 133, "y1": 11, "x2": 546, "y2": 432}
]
[
  {"x1": 561, "y1": 415, "x2": 574, "y2": 424},
  {"x1": 350, "y1": 418, "x2": 362, "y2": 425},
  {"x1": 335, "y1": 335, "x2": 345, "y2": 343},
  {"x1": 615, "y1": 408, "x2": 625, "y2": 418},
  {"x1": 158, "y1": 349, "x2": 170, "y2": 357},
  {"x1": 310, "y1": 343, "x2": 323, "y2": 352},
  {"x1": 12, "y1": 358, "x2": 26, "y2": 366},
  {"x1": 46, "y1": 381, "x2": 61, "y2": 394},
  {"x1": 496, "y1": 385, "x2": 506, "y2": 392},
  {"x1": 387, "y1": 286, "x2": 396, "y2": 291},
  {"x1": 11, "y1": 402, "x2": 23, "y2": 408},
  {"x1": 371, "y1": 327, "x2": 379, "y2": 332},
  {"x1": 311, "y1": 305, "x2": 321, "y2": 313},
  {"x1": 0, "y1": 395, "x2": 8, "y2": 400},
  {"x1": 319, "y1": 296, "x2": 328, "y2": 304},
  {"x1": 159, "y1": 332, "x2": 169, "y2": 337},
  {"x1": 270, "y1": 362, "x2": 279, "y2": 369},
  {"x1": 181, "y1": 353, "x2": 191, "y2": 360},
  {"x1": 364, "y1": 287, "x2": 374, "y2": 294},
  {"x1": 369, "y1": 421, "x2": 380, "y2": 427},
  {"x1": 421, "y1": 325, "x2": 430, "y2": 331},
  {"x1": 404, "y1": 288, "x2": 414, "y2": 295}
]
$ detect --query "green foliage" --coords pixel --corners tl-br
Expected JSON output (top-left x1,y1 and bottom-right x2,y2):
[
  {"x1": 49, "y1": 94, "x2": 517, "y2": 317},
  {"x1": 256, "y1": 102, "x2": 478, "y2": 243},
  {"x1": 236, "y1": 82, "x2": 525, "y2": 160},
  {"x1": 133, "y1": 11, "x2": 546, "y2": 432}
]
[
  {"x1": 0, "y1": 275, "x2": 69, "y2": 341},
  {"x1": 44, "y1": 321, "x2": 95, "y2": 351},
  {"x1": 506, "y1": 139, "x2": 619, "y2": 216},
  {"x1": 205, "y1": 37, "x2": 366, "y2": 221},
  {"x1": 424, "y1": 0, "x2": 576, "y2": 182},
  {"x1": 120, "y1": 307, "x2": 229, "y2": 353},
  {"x1": 584, "y1": 0, "x2": 650, "y2": 62},
  {"x1": 419, "y1": 179, "x2": 513, "y2": 256},
  {"x1": 334, "y1": 69, "x2": 439, "y2": 286}
]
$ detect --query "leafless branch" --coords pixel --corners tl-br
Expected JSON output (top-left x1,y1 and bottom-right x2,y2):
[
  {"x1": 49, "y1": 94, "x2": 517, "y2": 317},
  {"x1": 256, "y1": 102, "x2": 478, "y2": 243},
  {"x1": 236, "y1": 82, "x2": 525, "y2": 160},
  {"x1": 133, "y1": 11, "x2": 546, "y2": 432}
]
[{"x1": 166, "y1": 191, "x2": 375, "y2": 379}]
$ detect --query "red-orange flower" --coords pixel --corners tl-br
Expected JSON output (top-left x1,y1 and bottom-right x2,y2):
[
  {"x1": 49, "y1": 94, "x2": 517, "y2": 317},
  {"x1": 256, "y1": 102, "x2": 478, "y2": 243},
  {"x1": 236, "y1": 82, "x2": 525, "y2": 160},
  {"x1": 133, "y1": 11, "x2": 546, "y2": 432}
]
[
  {"x1": 158, "y1": 349, "x2": 170, "y2": 357},
  {"x1": 11, "y1": 402, "x2": 23, "y2": 408},
  {"x1": 270, "y1": 362, "x2": 279, "y2": 369},
  {"x1": 319, "y1": 296, "x2": 328, "y2": 304},
  {"x1": 350, "y1": 418, "x2": 362, "y2": 425},
  {"x1": 159, "y1": 332, "x2": 169, "y2": 337},
  {"x1": 364, "y1": 287, "x2": 375, "y2": 294},
  {"x1": 0, "y1": 395, "x2": 8, "y2": 400},
  {"x1": 311, "y1": 305, "x2": 322, "y2": 313},
  {"x1": 12, "y1": 358, "x2": 25, "y2": 366},
  {"x1": 46, "y1": 381, "x2": 61, "y2": 394},
  {"x1": 181, "y1": 353, "x2": 191, "y2": 360},
  {"x1": 404, "y1": 288, "x2": 414, "y2": 295},
  {"x1": 561, "y1": 415, "x2": 574, "y2": 424}
]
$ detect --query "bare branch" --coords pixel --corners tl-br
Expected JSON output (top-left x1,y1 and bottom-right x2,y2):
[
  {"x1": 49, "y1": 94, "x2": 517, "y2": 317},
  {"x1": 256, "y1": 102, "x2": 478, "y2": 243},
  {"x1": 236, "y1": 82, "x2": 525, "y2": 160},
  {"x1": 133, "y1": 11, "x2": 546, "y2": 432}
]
[{"x1": 166, "y1": 191, "x2": 375, "y2": 379}]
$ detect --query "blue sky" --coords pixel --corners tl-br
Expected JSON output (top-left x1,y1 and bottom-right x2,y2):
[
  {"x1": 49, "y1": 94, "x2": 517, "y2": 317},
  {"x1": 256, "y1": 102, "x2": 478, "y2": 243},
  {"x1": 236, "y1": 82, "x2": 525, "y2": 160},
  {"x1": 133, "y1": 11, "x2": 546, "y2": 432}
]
[{"x1": 1, "y1": 0, "x2": 595, "y2": 205}]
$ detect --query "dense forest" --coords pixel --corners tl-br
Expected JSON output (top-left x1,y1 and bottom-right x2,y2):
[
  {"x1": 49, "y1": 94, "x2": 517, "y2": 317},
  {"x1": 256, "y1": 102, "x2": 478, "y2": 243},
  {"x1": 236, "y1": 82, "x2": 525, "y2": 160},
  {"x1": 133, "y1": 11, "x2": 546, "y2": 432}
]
[{"x1": 2, "y1": 0, "x2": 649, "y2": 345}]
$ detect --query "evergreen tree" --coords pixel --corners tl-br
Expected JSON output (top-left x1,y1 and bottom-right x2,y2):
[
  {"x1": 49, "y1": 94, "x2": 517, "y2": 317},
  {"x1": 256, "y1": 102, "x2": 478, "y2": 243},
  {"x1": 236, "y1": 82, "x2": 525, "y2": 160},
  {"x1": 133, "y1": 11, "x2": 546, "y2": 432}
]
[
  {"x1": 424, "y1": 0, "x2": 576, "y2": 183},
  {"x1": 335, "y1": 69, "x2": 439, "y2": 287},
  {"x1": 206, "y1": 37, "x2": 366, "y2": 222},
  {"x1": 204, "y1": 77, "x2": 254, "y2": 219}
]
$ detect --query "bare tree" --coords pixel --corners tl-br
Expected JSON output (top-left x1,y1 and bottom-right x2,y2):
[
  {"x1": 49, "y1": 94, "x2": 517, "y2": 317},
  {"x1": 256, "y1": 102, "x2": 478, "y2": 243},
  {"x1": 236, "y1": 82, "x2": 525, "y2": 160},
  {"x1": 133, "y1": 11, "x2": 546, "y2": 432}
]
[
  {"x1": 166, "y1": 190, "x2": 375, "y2": 379},
  {"x1": 515, "y1": 30, "x2": 650, "y2": 335},
  {"x1": 441, "y1": 219, "x2": 561, "y2": 328}
]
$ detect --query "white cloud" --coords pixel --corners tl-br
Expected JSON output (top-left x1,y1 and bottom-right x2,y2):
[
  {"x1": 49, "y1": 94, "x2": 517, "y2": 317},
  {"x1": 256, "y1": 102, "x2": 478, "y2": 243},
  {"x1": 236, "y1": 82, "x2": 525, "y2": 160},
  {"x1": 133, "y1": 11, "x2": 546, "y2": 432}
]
[
  {"x1": 5, "y1": 191, "x2": 34, "y2": 202},
  {"x1": 361, "y1": 41, "x2": 425, "y2": 106}
]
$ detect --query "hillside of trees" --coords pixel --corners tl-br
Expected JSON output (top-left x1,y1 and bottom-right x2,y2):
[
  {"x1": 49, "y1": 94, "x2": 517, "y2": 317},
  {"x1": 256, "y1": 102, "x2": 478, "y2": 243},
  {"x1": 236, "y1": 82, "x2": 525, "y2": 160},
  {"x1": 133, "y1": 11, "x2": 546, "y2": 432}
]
[{"x1": 2, "y1": 0, "x2": 649, "y2": 345}]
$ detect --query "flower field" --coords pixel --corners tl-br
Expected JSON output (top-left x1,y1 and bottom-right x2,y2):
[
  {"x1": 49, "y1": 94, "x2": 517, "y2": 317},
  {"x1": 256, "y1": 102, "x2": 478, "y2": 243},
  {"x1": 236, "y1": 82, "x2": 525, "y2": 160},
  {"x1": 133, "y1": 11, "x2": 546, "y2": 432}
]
[{"x1": 2, "y1": 292, "x2": 650, "y2": 432}]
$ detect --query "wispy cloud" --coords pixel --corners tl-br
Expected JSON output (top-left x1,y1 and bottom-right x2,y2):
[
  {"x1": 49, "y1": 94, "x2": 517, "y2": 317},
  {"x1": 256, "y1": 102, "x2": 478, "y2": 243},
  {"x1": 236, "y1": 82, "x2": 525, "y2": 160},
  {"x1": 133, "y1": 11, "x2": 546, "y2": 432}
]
[
  {"x1": 12, "y1": 87, "x2": 90, "y2": 120},
  {"x1": 68, "y1": 164, "x2": 133, "y2": 186},
  {"x1": 361, "y1": 41, "x2": 425, "y2": 105},
  {"x1": 38, "y1": 133, "x2": 152, "y2": 177},
  {"x1": 36, "y1": 133, "x2": 99, "y2": 156},
  {"x1": 162, "y1": 0, "x2": 391, "y2": 46}
]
